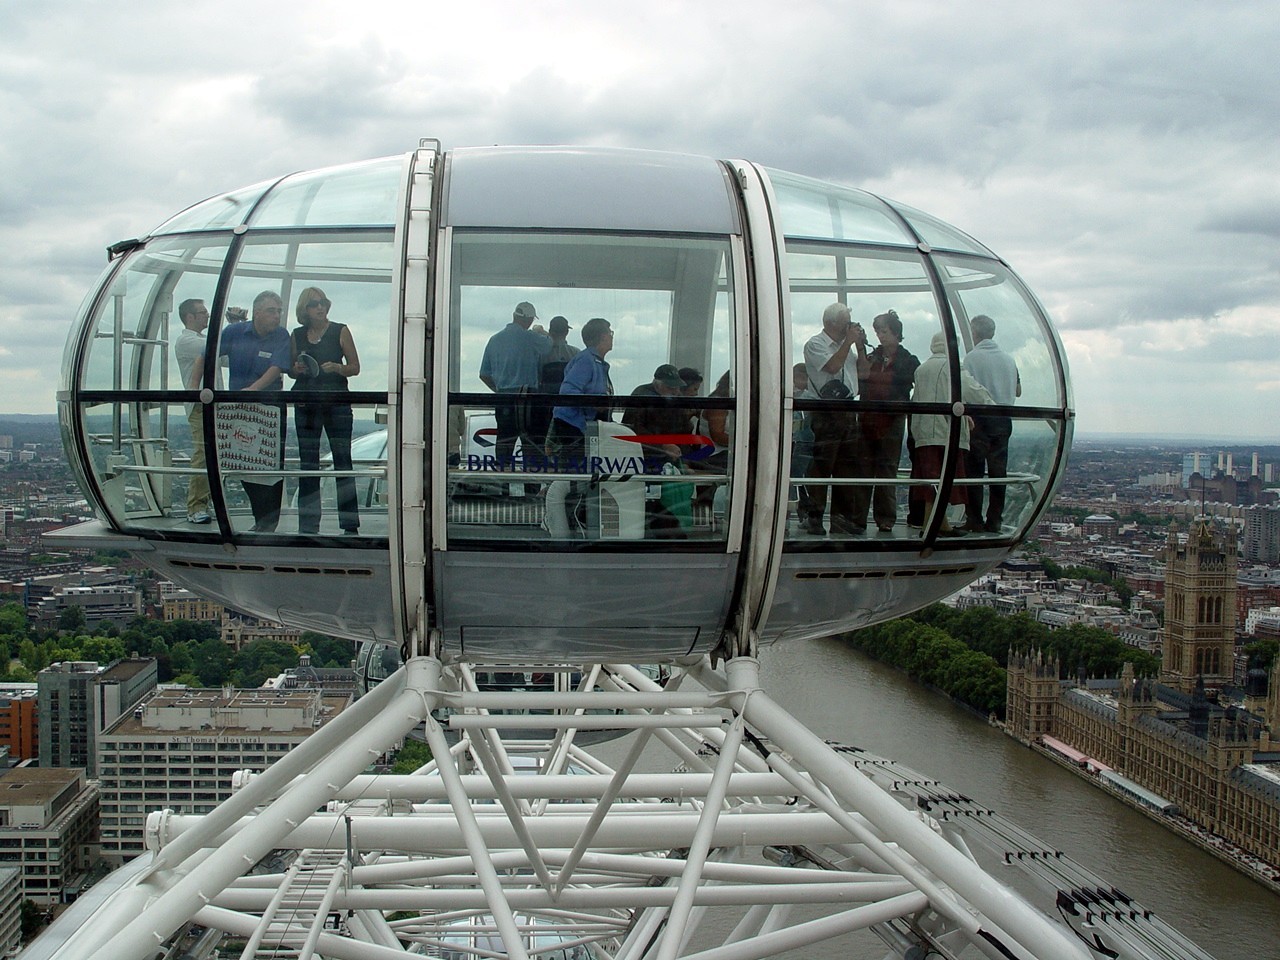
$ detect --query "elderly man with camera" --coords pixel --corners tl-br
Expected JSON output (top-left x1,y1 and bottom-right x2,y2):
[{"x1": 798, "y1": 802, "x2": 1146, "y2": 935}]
[{"x1": 801, "y1": 302, "x2": 869, "y2": 536}]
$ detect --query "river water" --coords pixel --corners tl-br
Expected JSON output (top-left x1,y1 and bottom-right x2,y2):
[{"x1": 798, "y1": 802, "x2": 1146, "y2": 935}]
[{"x1": 754, "y1": 636, "x2": 1280, "y2": 957}]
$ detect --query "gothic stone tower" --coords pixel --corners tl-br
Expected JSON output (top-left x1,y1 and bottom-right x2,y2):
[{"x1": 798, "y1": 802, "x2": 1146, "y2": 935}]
[
  {"x1": 1007, "y1": 648, "x2": 1060, "y2": 739},
  {"x1": 1162, "y1": 521, "x2": 1238, "y2": 694}
]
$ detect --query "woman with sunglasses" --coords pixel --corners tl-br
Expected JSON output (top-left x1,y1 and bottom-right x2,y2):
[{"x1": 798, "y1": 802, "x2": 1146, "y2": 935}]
[{"x1": 290, "y1": 287, "x2": 362, "y2": 535}]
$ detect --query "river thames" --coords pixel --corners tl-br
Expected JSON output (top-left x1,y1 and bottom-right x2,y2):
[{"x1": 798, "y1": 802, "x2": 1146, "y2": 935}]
[{"x1": 748, "y1": 635, "x2": 1280, "y2": 958}]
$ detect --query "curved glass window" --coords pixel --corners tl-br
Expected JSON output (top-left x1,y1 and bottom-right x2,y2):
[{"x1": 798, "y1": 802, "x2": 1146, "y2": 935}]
[
  {"x1": 444, "y1": 231, "x2": 738, "y2": 546},
  {"x1": 76, "y1": 239, "x2": 231, "y2": 526},
  {"x1": 79, "y1": 238, "x2": 231, "y2": 392},
  {"x1": 150, "y1": 177, "x2": 279, "y2": 235},
  {"x1": 936, "y1": 254, "x2": 1067, "y2": 409},
  {"x1": 249, "y1": 157, "x2": 402, "y2": 228},
  {"x1": 215, "y1": 232, "x2": 394, "y2": 392},
  {"x1": 73, "y1": 227, "x2": 394, "y2": 539},
  {"x1": 784, "y1": 244, "x2": 946, "y2": 546},
  {"x1": 766, "y1": 168, "x2": 911, "y2": 246},
  {"x1": 211, "y1": 230, "x2": 394, "y2": 539},
  {"x1": 885, "y1": 201, "x2": 995, "y2": 257}
]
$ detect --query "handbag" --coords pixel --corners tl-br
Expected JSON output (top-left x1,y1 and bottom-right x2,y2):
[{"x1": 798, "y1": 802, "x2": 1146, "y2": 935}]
[{"x1": 818, "y1": 377, "x2": 851, "y2": 400}]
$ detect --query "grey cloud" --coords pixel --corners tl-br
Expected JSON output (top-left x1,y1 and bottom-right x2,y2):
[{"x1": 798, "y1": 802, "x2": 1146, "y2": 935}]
[{"x1": 1202, "y1": 205, "x2": 1280, "y2": 241}]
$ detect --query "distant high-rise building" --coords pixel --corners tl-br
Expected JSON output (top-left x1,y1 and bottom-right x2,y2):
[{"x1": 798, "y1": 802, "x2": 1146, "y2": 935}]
[
  {"x1": 1243, "y1": 506, "x2": 1280, "y2": 565},
  {"x1": 97, "y1": 687, "x2": 351, "y2": 861},
  {"x1": 37, "y1": 657, "x2": 157, "y2": 775},
  {"x1": 1252, "y1": 452, "x2": 1260, "y2": 477},
  {"x1": 1181, "y1": 451, "x2": 1209, "y2": 487},
  {"x1": 1161, "y1": 522, "x2": 1237, "y2": 694}
]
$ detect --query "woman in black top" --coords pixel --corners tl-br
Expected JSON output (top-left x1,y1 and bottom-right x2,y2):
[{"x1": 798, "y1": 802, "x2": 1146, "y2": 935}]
[{"x1": 290, "y1": 287, "x2": 362, "y2": 534}]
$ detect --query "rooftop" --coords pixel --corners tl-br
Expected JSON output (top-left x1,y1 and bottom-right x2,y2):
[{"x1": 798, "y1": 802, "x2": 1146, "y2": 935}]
[{"x1": 0, "y1": 768, "x2": 83, "y2": 806}]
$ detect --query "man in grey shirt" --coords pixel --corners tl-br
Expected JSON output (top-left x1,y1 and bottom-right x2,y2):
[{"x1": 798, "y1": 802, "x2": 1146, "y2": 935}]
[{"x1": 962, "y1": 314, "x2": 1020, "y2": 533}]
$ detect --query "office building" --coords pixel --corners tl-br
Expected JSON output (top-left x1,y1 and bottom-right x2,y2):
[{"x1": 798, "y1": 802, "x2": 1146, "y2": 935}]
[
  {"x1": 0, "y1": 768, "x2": 98, "y2": 905},
  {"x1": 97, "y1": 687, "x2": 350, "y2": 861},
  {"x1": 37, "y1": 657, "x2": 157, "y2": 775},
  {"x1": 32, "y1": 584, "x2": 142, "y2": 630},
  {"x1": 158, "y1": 581, "x2": 223, "y2": 624},
  {"x1": 1181, "y1": 452, "x2": 1208, "y2": 487}
]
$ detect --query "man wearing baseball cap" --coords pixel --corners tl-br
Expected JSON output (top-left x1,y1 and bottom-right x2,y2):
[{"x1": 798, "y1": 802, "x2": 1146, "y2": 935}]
[
  {"x1": 623, "y1": 364, "x2": 689, "y2": 464},
  {"x1": 479, "y1": 301, "x2": 552, "y2": 473}
]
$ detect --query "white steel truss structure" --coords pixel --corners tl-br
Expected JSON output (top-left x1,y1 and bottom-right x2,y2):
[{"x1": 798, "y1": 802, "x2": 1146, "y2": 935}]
[{"x1": 25, "y1": 657, "x2": 1214, "y2": 960}]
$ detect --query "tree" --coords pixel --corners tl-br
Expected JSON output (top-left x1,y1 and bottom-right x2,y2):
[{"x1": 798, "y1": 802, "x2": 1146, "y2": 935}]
[
  {"x1": 191, "y1": 639, "x2": 233, "y2": 687},
  {"x1": 1245, "y1": 639, "x2": 1279, "y2": 672},
  {"x1": 18, "y1": 638, "x2": 44, "y2": 673},
  {"x1": 302, "y1": 632, "x2": 357, "y2": 669},
  {"x1": 231, "y1": 639, "x2": 299, "y2": 688},
  {"x1": 0, "y1": 602, "x2": 26, "y2": 636},
  {"x1": 20, "y1": 899, "x2": 42, "y2": 940},
  {"x1": 170, "y1": 642, "x2": 193, "y2": 677},
  {"x1": 390, "y1": 739, "x2": 433, "y2": 774},
  {"x1": 57, "y1": 604, "x2": 86, "y2": 634},
  {"x1": 171, "y1": 672, "x2": 204, "y2": 687},
  {"x1": 79, "y1": 634, "x2": 126, "y2": 665}
]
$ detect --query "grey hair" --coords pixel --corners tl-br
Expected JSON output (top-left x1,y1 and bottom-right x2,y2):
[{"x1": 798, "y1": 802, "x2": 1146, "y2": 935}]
[
  {"x1": 821, "y1": 302, "x2": 851, "y2": 326},
  {"x1": 970, "y1": 314, "x2": 996, "y2": 341}
]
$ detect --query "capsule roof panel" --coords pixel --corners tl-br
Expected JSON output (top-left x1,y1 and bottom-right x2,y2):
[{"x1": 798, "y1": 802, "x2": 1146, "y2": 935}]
[{"x1": 443, "y1": 146, "x2": 740, "y2": 234}]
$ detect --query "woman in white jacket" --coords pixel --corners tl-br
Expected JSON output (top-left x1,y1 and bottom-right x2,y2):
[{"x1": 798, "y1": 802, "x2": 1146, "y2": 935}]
[{"x1": 909, "y1": 332, "x2": 993, "y2": 535}]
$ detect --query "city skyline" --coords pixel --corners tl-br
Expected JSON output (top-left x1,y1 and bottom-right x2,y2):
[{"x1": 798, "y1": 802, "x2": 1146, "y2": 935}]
[{"x1": 1, "y1": 2, "x2": 1278, "y2": 438}]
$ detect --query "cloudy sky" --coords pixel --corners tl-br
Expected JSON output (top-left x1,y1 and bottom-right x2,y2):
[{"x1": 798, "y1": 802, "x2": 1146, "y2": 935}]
[{"x1": 2, "y1": 0, "x2": 1277, "y2": 439}]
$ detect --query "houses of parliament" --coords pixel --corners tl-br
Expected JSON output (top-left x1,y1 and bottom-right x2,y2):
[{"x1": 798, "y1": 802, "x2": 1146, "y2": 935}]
[{"x1": 1007, "y1": 520, "x2": 1280, "y2": 868}]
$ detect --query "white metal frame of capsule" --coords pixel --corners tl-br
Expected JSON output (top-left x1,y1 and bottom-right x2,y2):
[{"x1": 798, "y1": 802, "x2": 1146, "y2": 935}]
[
  {"x1": 27, "y1": 656, "x2": 1211, "y2": 960},
  {"x1": 53, "y1": 139, "x2": 1074, "y2": 667}
]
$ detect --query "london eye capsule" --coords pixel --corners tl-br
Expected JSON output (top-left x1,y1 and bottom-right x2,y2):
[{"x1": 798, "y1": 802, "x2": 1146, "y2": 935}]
[{"x1": 55, "y1": 141, "x2": 1072, "y2": 662}]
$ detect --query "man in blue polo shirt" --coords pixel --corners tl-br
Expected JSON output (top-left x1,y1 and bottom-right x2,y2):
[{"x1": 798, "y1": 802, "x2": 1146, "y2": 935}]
[
  {"x1": 544, "y1": 317, "x2": 614, "y2": 536},
  {"x1": 219, "y1": 290, "x2": 290, "y2": 531}
]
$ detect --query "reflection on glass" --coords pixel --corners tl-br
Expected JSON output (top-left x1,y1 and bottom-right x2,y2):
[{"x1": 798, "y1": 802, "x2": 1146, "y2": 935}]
[
  {"x1": 220, "y1": 233, "x2": 395, "y2": 391},
  {"x1": 446, "y1": 401, "x2": 730, "y2": 545},
  {"x1": 786, "y1": 246, "x2": 939, "y2": 387},
  {"x1": 785, "y1": 247, "x2": 944, "y2": 546},
  {"x1": 1002, "y1": 417, "x2": 1062, "y2": 536},
  {"x1": 449, "y1": 232, "x2": 735, "y2": 399},
  {"x1": 909, "y1": 332, "x2": 976, "y2": 536},
  {"x1": 938, "y1": 255, "x2": 1066, "y2": 409}
]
